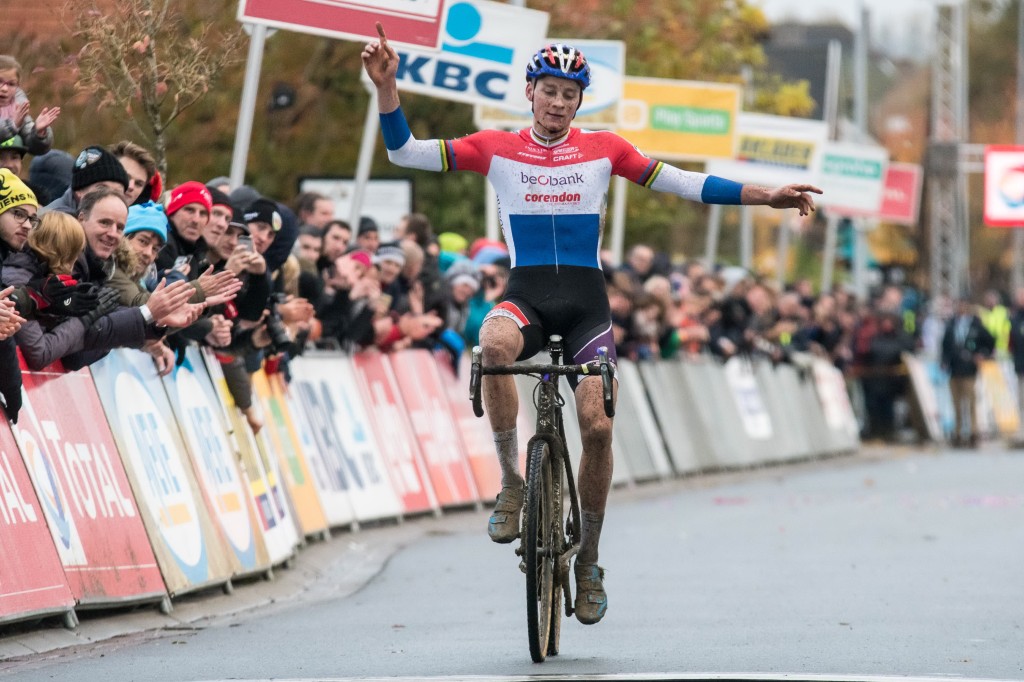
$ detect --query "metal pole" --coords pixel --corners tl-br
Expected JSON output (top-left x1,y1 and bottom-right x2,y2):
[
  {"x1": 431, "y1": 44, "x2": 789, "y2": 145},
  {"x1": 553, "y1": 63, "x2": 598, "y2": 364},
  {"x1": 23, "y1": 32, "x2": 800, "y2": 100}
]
[
  {"x1": 854, "y1": 3, "x2": 869, "y2": 132},
  {"x1": 229, "y1": 24, "x2": 267, "y2": 189},
  {"x1": 610, "y1": 175, "x2": 628, "y2": 266},
  {"x1": 705, "y1": 204, "x2": 722, "y2": 267},
  {"x1": 821, "y1": 214, "x2": 839, "y2": 293},
  {"x1": 740, "y1": 206, "x2": 754, "y2": 270},
  {"x1": 349, "y1": 96, "x2": 380, "y2": 230},
  {"x1": 853, "y1": 218, "x2": 869, "y2": 301},
  {"x1": 775, "y1": 213, "x2": 790, "y2": 290},
  {"x1": 822, "y1": 40, "x2": 842, "y2": 142},
  {"x1": 1013, "y1": 0, "x2": 1024, "y2": 293}
]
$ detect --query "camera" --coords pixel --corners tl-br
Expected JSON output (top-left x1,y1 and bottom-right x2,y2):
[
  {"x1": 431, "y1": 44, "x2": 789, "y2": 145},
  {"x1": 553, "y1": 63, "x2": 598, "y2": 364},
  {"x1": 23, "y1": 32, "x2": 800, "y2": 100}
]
[{"x1": 265, "y1": 293, "x2": 297, "y2": 355}]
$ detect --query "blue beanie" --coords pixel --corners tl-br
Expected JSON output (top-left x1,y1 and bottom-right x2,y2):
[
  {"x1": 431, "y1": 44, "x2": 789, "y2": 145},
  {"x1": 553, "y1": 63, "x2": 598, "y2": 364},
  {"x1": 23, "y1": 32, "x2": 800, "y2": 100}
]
[{"x1": 125, "y1": 201, "x2": 168, "y2": 243}]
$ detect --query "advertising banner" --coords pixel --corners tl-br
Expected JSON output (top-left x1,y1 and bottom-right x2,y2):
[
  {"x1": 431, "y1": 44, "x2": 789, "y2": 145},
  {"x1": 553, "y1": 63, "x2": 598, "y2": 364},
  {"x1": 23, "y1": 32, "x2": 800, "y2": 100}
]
[
  {"x1": 878, "y1": 162, "x2": 923, "y2": 226},
  {"x1": 89, "y1": 351, "x2": 235, "y2": 595},
  {"x1": 352, "y1": 352, "x2": 438, "y2": 514},
  {"x1": 474, "y1": 39, "x2": 626, "y2": 130},
  {"x1": 203, "y1": 352, "x2": 297, "y2": 565},
  {"x1": 270, "y1": 370, "x2": 356, "y2": 528},
  {"x1": 0, "y1": 417, "x2": 76, "y2": 625},
  {"x1": 361, "y1": 0, "x2": 549, "y2": 109},
  {"x1": 723, "y1": 357, "x2": 773, "y2": 440},
  {"x1": 251, "y1": 370, "x2": 329, "y2": 537},
  {"x1": 238, "y1": 0, "x2": 447, "y2": 50},
  {"x1": 983, "y1": 145, "x2": 1024, "y2": 227},
  {"x1": 704, "y1": 113, "x2": 828, "y2": 187},
  {"x1": 289, "y1": 355, "x2": 404, "y2": 523},
  {"x1": 389, "y1": 351, "x2": 479, "y2": 507},
  {"x1": 15, "y1": 359, "x2": 167, "y2": 605},
  {"x1": 816, "y1": 141, "x2": 889, "y2": 216},
  {"x1": 811, "y1": 358, "x2": 861, "y2": 442},
  {"x1": 438, "y1": 359, "x2": 502, "y2": 497},
  {"x1": 978, "y1": 360, "x2": 1019, "y2": 435},
  {"x1": 298, "y1": 178, "x2": 413, "y2": 242},
  {"x1": 162, "y1": 348, "x2": 271, "y2": 575},
  {"x1": 616, "y1": 77, "x2": 740, "y2": 161}
]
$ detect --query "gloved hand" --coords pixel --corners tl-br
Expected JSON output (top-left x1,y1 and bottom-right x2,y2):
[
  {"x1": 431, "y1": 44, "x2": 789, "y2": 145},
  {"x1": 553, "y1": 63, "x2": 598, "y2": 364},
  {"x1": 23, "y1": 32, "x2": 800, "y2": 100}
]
[
  {"x1": 78, "y1": 287, "x2": 121, "y2": 329},
  {"x1": 30, "y1": 275, "x2": 102, "y2": 316}
]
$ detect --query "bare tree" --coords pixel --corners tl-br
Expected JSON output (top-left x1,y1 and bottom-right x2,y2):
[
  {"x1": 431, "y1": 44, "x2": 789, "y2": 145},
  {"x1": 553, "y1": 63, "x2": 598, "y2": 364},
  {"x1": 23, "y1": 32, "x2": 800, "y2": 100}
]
[{"x1": 70, "y1": 0, "x2": 243, "y2": 177}]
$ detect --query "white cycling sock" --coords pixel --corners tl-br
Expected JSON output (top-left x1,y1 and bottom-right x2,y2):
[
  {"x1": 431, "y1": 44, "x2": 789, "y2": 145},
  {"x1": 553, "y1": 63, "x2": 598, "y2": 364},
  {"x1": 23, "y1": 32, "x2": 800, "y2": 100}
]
[
  {"x1": 577, "y1": 510, "x2": 604, "y2": 565},
  {"x1": 493, "y1": 429, "x2": 523, "y2": 488}
]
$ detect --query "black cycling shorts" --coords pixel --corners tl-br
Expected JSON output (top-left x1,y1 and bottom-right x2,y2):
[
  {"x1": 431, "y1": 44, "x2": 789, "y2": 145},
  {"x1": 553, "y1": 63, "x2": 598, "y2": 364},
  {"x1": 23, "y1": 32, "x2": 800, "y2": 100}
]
[{"x1": 482, "y1": 265, "x2": 615, "y2": 390}]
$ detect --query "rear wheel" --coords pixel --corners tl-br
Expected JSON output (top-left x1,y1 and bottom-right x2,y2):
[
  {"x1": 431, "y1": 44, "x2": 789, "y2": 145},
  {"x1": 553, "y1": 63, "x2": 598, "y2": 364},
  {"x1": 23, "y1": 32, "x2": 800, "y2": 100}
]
[{"x1": 524, "y1": 438, "x2": 557, "y2": 662}]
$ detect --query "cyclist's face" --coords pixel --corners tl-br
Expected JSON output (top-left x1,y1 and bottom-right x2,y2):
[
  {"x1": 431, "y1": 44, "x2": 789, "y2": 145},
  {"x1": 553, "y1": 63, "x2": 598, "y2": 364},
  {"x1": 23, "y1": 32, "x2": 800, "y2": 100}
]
[{"x1": 527, "y1": 77, "x2": 581, "y2": 136}]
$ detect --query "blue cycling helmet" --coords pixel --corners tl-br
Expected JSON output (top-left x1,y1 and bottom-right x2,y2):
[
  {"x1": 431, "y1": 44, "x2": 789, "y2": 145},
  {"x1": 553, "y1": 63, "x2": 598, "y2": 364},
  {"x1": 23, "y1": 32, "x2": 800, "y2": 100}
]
[{"x1": 525, "y1": 43, "x2": 591, "y2": 91}]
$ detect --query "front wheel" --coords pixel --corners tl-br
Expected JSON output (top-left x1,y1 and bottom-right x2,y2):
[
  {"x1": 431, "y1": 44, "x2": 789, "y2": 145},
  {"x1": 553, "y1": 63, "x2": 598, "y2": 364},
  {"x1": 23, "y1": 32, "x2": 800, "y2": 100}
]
[{"x1": 524, "y1": 437, "x2": 559, "y2": 662}]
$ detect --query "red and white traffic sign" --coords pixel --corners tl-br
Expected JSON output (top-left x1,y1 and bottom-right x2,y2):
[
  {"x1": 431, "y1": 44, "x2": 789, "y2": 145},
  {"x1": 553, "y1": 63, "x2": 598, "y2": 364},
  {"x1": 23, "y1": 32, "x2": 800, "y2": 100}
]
[
  {"x1": 984, "y1": 145, "x2": 1024, "y2": 227},
  {"x1": 238, "y1": 0, "x2": 446, "y2": 50}
]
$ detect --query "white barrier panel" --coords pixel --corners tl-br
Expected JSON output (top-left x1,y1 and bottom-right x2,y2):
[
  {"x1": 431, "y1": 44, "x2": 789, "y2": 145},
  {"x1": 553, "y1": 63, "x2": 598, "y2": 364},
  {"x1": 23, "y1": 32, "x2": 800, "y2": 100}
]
[
  {"x1": 290, "y1": 355, "x2": 405, "y2": 523},
  {"x1": 613, "y1": 361, "x2": 671, "y2": 481},
  {"x1": 783, "y1": 363, "x2": 836, "y2": 456},
  {"x1": 163, "y1": 348, "x2": 272, "y2": 576},
  {"x1": 559, "y1": 379, "x2": 632, "y2": 488},
  {"x1": 637, "y1": 360, "x2": 704, "y2": 474},
  {"x1": 722, "y1": 357, "x2": 776, "y2": 465},
  {"x1": 678, "y1": 358, "x2": 749, "y2": 468},
  {"x1": 810, "y1": 358, "x2": 860, "y2": 452},
  {"x1": 202, "y1": 351, "x2": 298, "y2": 565},
  {"x1": 753, "y1": 361, "x2": 808, "y2": 462}
]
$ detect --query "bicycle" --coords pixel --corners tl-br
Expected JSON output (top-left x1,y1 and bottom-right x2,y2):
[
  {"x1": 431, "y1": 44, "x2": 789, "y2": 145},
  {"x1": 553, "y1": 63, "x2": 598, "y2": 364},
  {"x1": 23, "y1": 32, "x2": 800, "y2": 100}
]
[{"x1": 468, "y1": 335, "x2": 615, "y2": 663}]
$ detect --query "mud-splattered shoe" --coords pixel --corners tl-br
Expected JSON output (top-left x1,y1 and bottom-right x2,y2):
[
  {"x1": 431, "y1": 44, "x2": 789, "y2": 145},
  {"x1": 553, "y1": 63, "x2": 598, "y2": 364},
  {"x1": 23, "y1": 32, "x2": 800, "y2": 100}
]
[
  {"x1": 574, "y1": 562, "x2": 607, "y2": 624},
  {"x1": 487, "y1": 485, "x2": 524, "y2": 543}
]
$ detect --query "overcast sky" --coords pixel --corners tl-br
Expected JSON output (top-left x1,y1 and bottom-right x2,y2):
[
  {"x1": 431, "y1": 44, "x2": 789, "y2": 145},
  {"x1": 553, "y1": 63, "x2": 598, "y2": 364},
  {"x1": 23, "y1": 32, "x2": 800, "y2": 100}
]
[{"x1": 755, "y1": 0, "x2": 936, "y2": 30}]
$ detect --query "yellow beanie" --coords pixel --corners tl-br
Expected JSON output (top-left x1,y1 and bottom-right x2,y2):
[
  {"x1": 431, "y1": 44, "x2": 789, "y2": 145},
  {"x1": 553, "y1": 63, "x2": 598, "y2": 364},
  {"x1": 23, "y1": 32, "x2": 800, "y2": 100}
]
[{"x1": 0, "y1": 168, "x2": 37, "y2": 214}]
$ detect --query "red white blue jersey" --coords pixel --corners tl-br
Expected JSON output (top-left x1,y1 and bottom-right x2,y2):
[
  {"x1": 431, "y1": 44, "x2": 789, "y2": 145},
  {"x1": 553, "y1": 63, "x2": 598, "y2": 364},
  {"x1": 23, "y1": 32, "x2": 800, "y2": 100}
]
[{"x1": 379, "y1": 108, "x2": 743, "y2": 269}]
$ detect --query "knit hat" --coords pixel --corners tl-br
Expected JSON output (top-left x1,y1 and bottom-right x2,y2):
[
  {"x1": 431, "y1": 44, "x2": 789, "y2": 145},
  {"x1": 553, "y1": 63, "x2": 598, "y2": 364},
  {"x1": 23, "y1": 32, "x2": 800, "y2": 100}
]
[
  {"x1": 29, "y1": 149, "x2": 73, "y2": 202},
  {"x1": 206, "y1": 185, "x2": 233, "y2": 210},
  {"x1": 0, "y1": 135, "x2": 28, "y2": 156},
  {"x1": 229, "y1": 185, "x2": 261, "y2": 210},
  {"x1": 469, "y1": 237, "x2": 507, "y2": 260},
  {"x1": 243, "y1": 198, "x2": 282, "y2": 231},
  {"x1": 437, "y1": 231, "x2": 468, "y2": 254},
  {"x1": 72, "y1": 146, "x2": 129, "y2": 192},
  {"x1": 348, "y1": 249, "x2": 372, "y2": 269},
  {"x1": 207, "y1": 176, "x2": 232, "y2": 190},
  {"x1": 166, "y1": 180, "x2": 213, "y2": 216},
  {"x1": 445, "y1": 257, "x2": 480, "y2": 293},
  {"x1": 0, "y1": 168, "x2": 37, "y2": 214},
  {"x1": 358, "y1": 216, "x2": 379, "y2": 236},
  {"x1": 125, "y1": 201, "x2": 168, "y2": 243},
  {"x1": 373, "y1": 241, "x2": 405, "y2": 266},
  {"x1": 227, "y1": 204, "x2": 249, "y2": 234}
]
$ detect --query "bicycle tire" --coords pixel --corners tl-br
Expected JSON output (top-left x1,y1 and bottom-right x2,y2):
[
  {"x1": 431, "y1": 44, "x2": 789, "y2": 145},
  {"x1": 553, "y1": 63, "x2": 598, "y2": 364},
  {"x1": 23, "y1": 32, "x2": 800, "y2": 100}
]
[{"x1": 524, "y1": 437, "x2": 556, "y2": 663}]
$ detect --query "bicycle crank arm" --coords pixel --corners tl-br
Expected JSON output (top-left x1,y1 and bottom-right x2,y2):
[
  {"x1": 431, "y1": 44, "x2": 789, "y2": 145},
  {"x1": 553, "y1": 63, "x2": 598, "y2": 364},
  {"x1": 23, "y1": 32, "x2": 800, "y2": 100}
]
[{"x1": 558, "y1": 545, "x2": 578, "y2": 617}]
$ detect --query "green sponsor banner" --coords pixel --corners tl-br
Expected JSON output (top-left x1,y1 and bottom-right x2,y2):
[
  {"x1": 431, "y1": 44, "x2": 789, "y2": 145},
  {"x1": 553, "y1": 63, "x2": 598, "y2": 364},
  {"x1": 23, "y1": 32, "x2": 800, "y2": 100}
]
[
  {"x1": 650, "y1": 105, "x2": 731, "y2": 136},
  {"x1": 823, "y1": 154, "x2": 884, "y2": 180}
]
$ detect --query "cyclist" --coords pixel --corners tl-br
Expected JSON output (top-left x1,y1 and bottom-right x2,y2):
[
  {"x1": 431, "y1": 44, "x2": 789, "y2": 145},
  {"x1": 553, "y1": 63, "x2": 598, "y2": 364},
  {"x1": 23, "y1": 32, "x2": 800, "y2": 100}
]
[{"x1": 362, "y1": 27, "x2": 821, "y2": 625}]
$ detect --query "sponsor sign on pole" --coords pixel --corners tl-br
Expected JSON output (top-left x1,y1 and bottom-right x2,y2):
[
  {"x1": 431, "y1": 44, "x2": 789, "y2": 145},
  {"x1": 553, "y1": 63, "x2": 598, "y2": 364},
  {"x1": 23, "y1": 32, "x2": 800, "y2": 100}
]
[
  {"x1": 983, "y1": 145, "x2": 1024, "y2": 227},
  {"x1": 162, "y1": 349, "x2": 271, "y2": 574},
  {"x1": 89, "y1": 351, "x2": 235, "y2": 595},
  {"x1": 203, "y1": 351, "x2": 298, "y2": 565},
  {"x1": 251, "y1": 370, "x2": 329, "y2": 537},
  {"x1": 298, "y1": 178, "x2": 413, "y2": 242},
  {"x1": 360, "y1": 0, "x2": 549, "y2": 108},
  {"x1": 15, "y1": 359, "x2": 167, "y2": 605},
  {"x1": 704, "y1": 113, "x2": 828, "y2": 186},
  {"x1": 616, "y1": 77, "x2": 740, "y2": 161},
  {"x1": 474, "y1": 40, "x2": 626, "y2": 130},
  {"x1": 390, "y1": 351, "x2": 479, "y2": 506},
  {"x1": 289, "y1": 356, "x2": 404, "y2": 523},
  {"x1": 0, "y1": 417, "x2": 76, "y2": 625},
  {"x1": 815, "y1": 141, "x2": 889, "y2": 217},
  {"x1": 878, "y1": 162, "x2": 923, "y2": 226},
  {"x1": 238, "y1": 0, "x2": 447, "y2": 50},
  {"x1": 352, "y1": 352, "x2": 439, "y2": 514}
]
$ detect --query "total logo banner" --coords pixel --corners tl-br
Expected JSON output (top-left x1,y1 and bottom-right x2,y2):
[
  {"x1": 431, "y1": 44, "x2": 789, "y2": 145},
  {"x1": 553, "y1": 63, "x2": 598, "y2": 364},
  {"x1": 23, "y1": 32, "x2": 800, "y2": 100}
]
[{"x1": 361, "y1": 0, "x2": 549, "y2": 108}]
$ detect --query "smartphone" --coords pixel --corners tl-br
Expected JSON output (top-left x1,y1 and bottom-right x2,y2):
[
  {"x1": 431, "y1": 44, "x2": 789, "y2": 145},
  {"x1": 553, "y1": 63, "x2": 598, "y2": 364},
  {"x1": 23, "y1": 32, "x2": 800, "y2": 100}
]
[
  {"x1": 238, "y1": 235, "x2": 254, "y2": 252},
  {"x1": 172, "y1": 255, "x2": 191, "y2": 272}
]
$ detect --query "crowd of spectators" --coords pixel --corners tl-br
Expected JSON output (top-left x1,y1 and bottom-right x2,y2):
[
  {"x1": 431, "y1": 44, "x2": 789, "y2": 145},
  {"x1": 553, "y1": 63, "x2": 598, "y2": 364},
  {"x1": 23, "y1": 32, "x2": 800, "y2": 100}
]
[{"x1": 1, "y1": 53, "x2": 1021, "y2": 449}]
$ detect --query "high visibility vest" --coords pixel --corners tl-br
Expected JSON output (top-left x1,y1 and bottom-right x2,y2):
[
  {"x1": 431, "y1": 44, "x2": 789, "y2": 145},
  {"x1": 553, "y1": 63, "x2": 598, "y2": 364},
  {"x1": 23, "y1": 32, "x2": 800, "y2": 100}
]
[{"x1": 981, "y1": 304, "x2": 1011, "y2": 354}]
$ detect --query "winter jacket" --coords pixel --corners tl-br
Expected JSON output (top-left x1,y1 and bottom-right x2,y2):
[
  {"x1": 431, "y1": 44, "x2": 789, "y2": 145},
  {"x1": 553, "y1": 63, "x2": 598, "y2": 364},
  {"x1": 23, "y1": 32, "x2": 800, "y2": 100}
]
[
  {"x1": 40, "y1": 186, "x2": 78, "y2": 216},
  {"x1": 941, "y1": 315, "x2": 995, "y2": 378},
  {"x1": 0, "y1": 88, "x2": 54, "y2": 156}
]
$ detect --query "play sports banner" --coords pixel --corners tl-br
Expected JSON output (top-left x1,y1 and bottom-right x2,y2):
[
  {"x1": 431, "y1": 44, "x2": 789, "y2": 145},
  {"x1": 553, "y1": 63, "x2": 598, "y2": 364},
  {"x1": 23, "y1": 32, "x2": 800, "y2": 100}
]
[
  {"x1": 162, "y1": 347, "x2": 272, "y2": 575},
  {"x1": 0, "y1": 415, "x2": 76, "y2": 625},
  {"x1": 202, "y1": 351, "x2": 298, "y2": 565},
  {"x1": 441, "y1": 357, "x2": 502, "y2": 497},
  {"x1": 89, "y1": 350, "x2": 236, "y2": 595},
  {"x1": 352, "y1": 352, "x2": 439, "y2": 515},
  {"x1": 251, "y1": 369, "x2": 329, "y2": 537},
  {"x1": 14, "y1": 356, "x2": 167, "y2": 606},
  {"x1": 289, "y1": 354, "x2": 404, "y2": 523}
]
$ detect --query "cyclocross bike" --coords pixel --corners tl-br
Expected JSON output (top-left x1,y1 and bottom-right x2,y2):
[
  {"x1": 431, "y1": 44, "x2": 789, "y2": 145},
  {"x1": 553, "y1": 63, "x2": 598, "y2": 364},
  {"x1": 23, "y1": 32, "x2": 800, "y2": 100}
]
[{"x1": 468, "y1": 335, "x2": 615, "y2": 662}]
